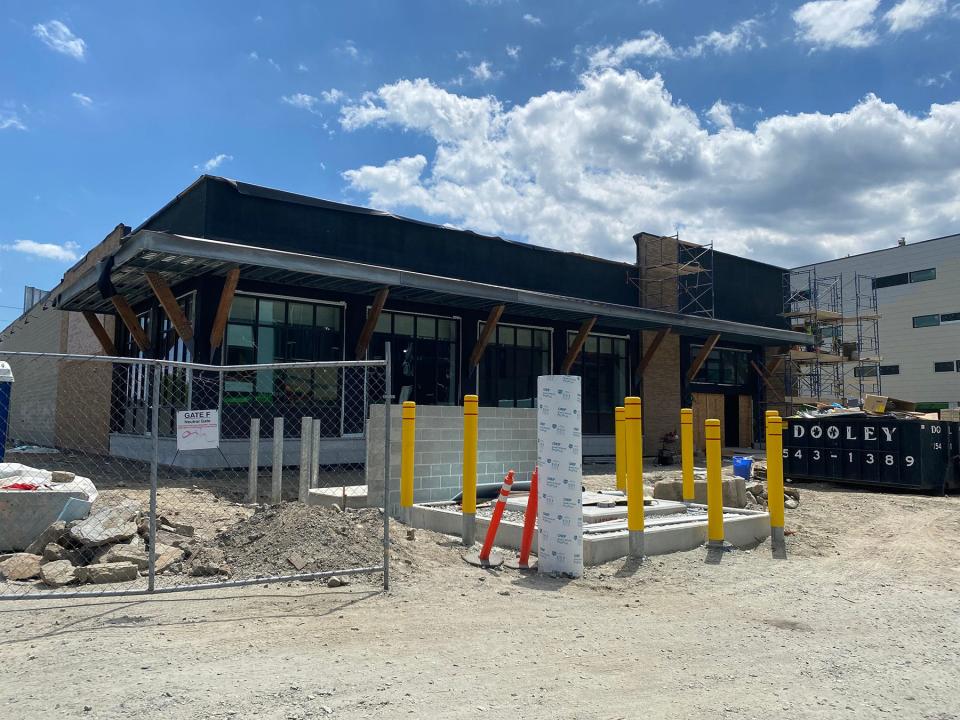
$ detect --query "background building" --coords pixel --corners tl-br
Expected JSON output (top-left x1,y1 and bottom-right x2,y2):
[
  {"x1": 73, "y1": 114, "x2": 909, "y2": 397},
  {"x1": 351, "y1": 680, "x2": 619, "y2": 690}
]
[{"x1": 792, "y1": 234, "x2": 960, "y2": 411}]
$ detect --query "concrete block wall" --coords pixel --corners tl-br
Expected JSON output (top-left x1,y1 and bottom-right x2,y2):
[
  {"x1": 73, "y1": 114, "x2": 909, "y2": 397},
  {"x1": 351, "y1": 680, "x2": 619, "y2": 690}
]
[{"x1": 366, "y1": 403, "x2": 537, "y2": 510}]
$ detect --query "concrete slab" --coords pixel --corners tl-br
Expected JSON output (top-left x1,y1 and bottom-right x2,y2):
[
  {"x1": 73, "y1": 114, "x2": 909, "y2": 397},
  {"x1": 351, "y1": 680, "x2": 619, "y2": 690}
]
[
  {"x1": 406, "y1": 500, "x2": 770, "y2": 566},
  {"x1": 306, "y1": 485, "x2": 368, "y2": 510},
  {"x1": 0, "y1": 488, "x2": 91, "y2": 552}
]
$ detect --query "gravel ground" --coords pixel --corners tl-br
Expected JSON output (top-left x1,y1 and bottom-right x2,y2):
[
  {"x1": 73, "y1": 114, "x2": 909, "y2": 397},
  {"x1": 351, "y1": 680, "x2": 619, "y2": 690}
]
[{"x1": 2, "y1": 474, "x2": 958, "y2": 719}]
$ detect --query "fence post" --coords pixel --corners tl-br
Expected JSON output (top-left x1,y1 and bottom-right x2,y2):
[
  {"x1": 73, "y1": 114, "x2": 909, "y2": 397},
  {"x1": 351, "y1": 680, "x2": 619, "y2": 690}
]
[
  {"x1": 299, "y1": 417, "x2": 313, "y2": 502},
  {"x1": 271, "y1": 417, "x2": 284, "y2": 504},
  {"x1": 248, "y1": 418, "x2": 260, "y2": 503},
  {"x1": 614, "y1": 406, "x2": 626, "y2": 492},
  {"x1": 766, "y1": 413, "x2": 786, "y2": 555},
  {"x1": 680, "y1": 408, "x2": 694, "y2": 502},
  {"x1": 705, "y1": 418, "x2": 724, "y2": 547},
  {"x1": 382, "y1": 342, "x2": 392, "y2": 591},
  {"x1": 148, "y1": 362, "x2": 161, "y2": 593},
  {"x1": 461, "y1": 394, "x2": 479, "y2": 546},
  {"x1": 625, "y1": 396, "x2": 644, "y2": 560}
]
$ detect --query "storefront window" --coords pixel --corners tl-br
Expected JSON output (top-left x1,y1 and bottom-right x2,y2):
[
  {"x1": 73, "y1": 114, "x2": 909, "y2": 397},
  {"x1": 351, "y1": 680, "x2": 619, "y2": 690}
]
[
  {"x1": 567, "y1": 332, "x2": 628, "y2": 435},
  {"x1": 479, "y1": 323, "x2": 551, "y2": 408},
  {"x1": 368, "y1": 311, "x2": 458, "y2": 405},
  {"x1": 690, "y1": 346, "x2": 750, "y2": 386}
]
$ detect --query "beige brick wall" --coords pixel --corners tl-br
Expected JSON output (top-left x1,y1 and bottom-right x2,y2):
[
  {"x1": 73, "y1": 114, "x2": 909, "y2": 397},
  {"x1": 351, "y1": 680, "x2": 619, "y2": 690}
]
[
  {"x1": 637, "y1": 232, "x2": 680, "y2": 312},
  {"x1": 640, "y1": 330, "x2": 681, "y2": 454}
]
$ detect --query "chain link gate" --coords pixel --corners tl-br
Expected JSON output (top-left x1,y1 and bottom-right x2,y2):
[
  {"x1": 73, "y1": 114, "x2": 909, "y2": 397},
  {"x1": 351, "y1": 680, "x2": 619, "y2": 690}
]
[{"x1": 0, "y1": 351, "x2": 392, "y2": 599}]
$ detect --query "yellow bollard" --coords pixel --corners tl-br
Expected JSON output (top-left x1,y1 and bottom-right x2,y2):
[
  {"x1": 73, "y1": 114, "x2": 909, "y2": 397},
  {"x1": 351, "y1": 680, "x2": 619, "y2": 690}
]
[
  {"x1": 461, "y1": 395, "x2": 479, "y2": 546},
  {"x1": 400, "y1": 401, "x2": 416, "y2": 513},
  {"x1": 614, "y1": 406, "x2": 626, "y2": 492},
  {"x1": 705, "y1": 418, "x2": 724, "y2": 546},
  {"x1": 766, "y1": 413, "x2": 786, "y2": 554},
  {"x1": 624, "y1": 396, "x2": 644, "y2": 559},
  {"x1": 680, "y1": 408, "x2": 694, "y2": 502}
]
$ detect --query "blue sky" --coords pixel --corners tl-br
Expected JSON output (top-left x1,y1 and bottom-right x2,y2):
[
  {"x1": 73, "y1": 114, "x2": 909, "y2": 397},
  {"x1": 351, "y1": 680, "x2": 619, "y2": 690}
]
[{"x1": 1, "y1": 0, "x2": 958, "y2": 327}]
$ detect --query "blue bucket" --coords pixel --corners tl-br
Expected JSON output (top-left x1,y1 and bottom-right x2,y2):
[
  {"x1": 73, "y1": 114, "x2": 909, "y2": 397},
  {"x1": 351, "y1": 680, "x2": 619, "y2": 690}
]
[{"x1": 732, "y1": 455, "x2": 753, "y2": 479}]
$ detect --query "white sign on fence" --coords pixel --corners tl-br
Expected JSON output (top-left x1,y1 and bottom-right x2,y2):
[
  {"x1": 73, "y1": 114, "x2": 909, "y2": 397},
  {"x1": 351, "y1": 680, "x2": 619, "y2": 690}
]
[
  {"x1": 176, "y1": 410, "x2": 220, "y2": 451},
  {"x1": 536, "y1": 375, "x2": 584, "y2": 577}
]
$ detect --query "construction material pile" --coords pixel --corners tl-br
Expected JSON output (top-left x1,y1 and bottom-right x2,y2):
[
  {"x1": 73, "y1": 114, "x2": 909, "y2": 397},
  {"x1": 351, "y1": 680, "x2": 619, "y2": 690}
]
[{"x1": 791, "y1": 393, "x2": 947, "y2": 421}]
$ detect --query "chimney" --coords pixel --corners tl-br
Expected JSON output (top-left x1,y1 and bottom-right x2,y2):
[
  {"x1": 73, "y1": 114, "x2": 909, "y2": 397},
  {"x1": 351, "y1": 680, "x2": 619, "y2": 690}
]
[{"x1": 898, "y1": 236, "x2": 906, "y2": 247}]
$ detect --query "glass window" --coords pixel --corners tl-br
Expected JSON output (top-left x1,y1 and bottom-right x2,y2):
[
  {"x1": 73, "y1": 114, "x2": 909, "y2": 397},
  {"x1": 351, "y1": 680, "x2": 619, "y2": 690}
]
[
  {"x1": 229, "y1": 295, "x2": 256, "y2": 321},
  {"x1": 566, "y1": 332, "x2": 627, "y2": 435},
  {"x1": 913, "y1": 314, "x2": 940, "y2": 328},
  {"x1": 257, "y1": 299, "x2": 280, "y2": 324},
  {"x1": 288, "y1": 302, "x2": 313, "y2": 326},
  {"x1": 879, "y1": 365, "x2": 900, "y2": 375},
  {"x1": 940, "y1": 312, "x2": 960, "y2": 323},
  {"x1": 479, "y1": 323, "x2": 551, "y2": 409},
  {"x1": 370, "y1": 310, "x2": 459, "y2": 406},
  {"x1": 690, "y1": 346, "x2": 751, "y2": 387},
  {"x1": 854, "y1": 365, "x2": 878, "y2": 378},
  {"x1": 934, "y1": 361, "x2": 955, "y2": 372},
  {"x1": 909, "y1": 268, "x2": 936, "y2": 283},
  {"x1": 873, "y1": 273, "x2": 908, "y2": 290}
]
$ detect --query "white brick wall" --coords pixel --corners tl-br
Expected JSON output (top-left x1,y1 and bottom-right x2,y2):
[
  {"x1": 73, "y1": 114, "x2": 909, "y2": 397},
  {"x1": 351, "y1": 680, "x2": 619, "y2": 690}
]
[{"x1": 795, "y1": 234, "x2": 960, "y2": 406}]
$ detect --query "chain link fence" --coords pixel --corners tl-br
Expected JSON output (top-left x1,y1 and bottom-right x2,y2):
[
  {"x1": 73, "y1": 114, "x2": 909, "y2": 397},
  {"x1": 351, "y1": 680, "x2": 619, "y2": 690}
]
[{"x1": 0, "y1": 351, "x2": 391, "y2": 599}]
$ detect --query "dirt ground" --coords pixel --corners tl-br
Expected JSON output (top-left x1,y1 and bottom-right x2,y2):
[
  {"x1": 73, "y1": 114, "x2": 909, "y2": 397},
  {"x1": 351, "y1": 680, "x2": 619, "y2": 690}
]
[{"x1": 2, "y1": 473, "x2": 959, "y2": 720}]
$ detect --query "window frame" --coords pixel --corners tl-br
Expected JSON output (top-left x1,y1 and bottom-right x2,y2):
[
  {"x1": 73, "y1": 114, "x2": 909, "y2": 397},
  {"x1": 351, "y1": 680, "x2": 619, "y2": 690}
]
[
  {"x1": 476, "y1": 321, "x2": 553, "y2": 409},
  {"x1": 565, "y1": 329, "x2": 630, "y2": 436}
]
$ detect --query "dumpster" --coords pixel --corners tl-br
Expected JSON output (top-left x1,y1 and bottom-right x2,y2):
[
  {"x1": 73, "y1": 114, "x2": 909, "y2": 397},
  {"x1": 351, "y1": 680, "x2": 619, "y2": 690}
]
[
  {"x1": 783, "y1": 416, "x2": 960, "y2": 493},
  {"x1": 0, "y1": 361, "x2": 12, "y2": 463}
]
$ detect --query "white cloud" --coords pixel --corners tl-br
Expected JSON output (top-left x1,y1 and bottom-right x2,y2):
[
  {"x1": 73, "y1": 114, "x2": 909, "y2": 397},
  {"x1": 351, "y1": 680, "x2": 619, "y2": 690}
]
[
  {"x1": 298, "y1": 63, "x2": 309, "y2": 72},
  {"x1": 588, "y1": 19, "x2": 764, "y2": 69},
  {"x1": 884, "y1": 0, "x2": 946, "y2": 32},
  {"x1": 0, "y1": 112, "x2": 26, "y2": 131},
  {"x1": 522, "y1": 13, "x2": 542, "y2": 25},
  {"x1": 337, "y1": 40, "x2": 362, "y2": 61},
  {"x1": 588, "y1": 31, "x2": 675, "y2": 68},
  {"x1": 321, "y1": 88, "x2": 345, "y2": 104},
  {"x1": 71, "y1": 92, "x2": 93, "y2": 107},
  {"x1": 506, "y1": 45, "x2": 522, "y2": 59},
  {"x1": 193, "y1": 153, "x2": 233, "y2": 173},
  {"x1": 469, "y1": 61, "x2": 498, "y2": 81},
  {"x1": 792, "y1": 0, "x2": 880, "y2": 49},
  {"x1": 33, "y1": 20, "x2": 86, "y2": 60},
  {"x1": 706, "y1": 100, "x2": 735, "y2": 131},
  {"x1": 254, "y1": 15, "x2": 263, "y2": 22},
  {"x1": 282, "y1": 93, "x2": 321, "y2": 113},
  {"x1": 548, "y1": 57, "x2": 567, "y2": 69},
  {"x1": 918, "y1": 70, "x2": 953, "y2": 87},
  {"x1": 2, "y1": 239, "x2": 80, "y2": 262},
  {"x1": 248, "y1": 51, "x2": 259, "y2": 61},
  {"x1": 340, "y1": 70, "x2": 960, "y2": 266}
]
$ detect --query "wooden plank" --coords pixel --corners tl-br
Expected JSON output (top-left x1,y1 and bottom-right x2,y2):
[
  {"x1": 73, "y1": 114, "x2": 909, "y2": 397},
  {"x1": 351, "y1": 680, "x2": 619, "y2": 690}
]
[
  {"x1": 635, "y1": 328, "x2": 670, "y2": 376},
  {"x1": 767, "y1": 352, "x2": 785, "y2": 376},
  {"x1": 692, "y1": 392, "x2": 724, "y2": 454},
  {"x1": 686, "y1": 333, "x2": 720, "y2": 382},
  {"x1": 560, "y1": 317, "x2": 597, "y2": 374},
  {"x1": 144, "y1": 271, "x2": 194, "y2": 343},
  {"x1": 354, "y1": 287, "x2": 390, "y2": 360},
  {"x1": 110, "y1": 295, "x2": 150, "y2": 351},
  {"x1": 209, "y1": 267, "x2": 241, "y2": 351},
  {"x1": 468, "y1": 304, "x2": 506, "y2": 370},
  {"x1": 81, "y1": 311, "x2": 117, "y2": 356}
]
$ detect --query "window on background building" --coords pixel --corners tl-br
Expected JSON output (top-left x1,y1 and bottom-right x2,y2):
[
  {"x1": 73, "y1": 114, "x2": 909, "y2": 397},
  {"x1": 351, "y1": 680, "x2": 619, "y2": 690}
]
[
  {"x1": 934, "y1": 361, "x2": 956, "y2": 373},
  {"x1": 880, "y1": 365, "x2": 900, "y2": 375},
  {"x1": 874, "y1": 268, "x2": 936, "y2": 289},
  {"x1": 368, "y1": 311, "x2": 458, "y2": 405},
  {"x1": 479, "y1": 323, "x2": 551, "y2": 408},
  {"x1": 566, "y1": 332, "x2": 628, "y2": 435},
  {"x1": 940, "y1": 312, "x2": 960, "y2": 323},
  {"x1": 223, "y1": 295, "x2": 343, "y2": 402},
  {"x1": 689, "y1": 346, "x2": 750, "y2": 386},
  {"x1": 912, "y1": 314, "x2": 941, "y2": 328},
  {"x1": 855, "y1": 364, "x2": 900, "y2": 377}
]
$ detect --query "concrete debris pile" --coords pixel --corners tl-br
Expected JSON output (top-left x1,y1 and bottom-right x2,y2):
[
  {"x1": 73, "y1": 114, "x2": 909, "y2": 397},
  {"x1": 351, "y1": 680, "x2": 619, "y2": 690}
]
[
  {"x1": 744, "y1": 468, "x2": 800, "y2": 510},
  {"x1": 0, "y1": 500, "x2": 232, "y2": 589}
]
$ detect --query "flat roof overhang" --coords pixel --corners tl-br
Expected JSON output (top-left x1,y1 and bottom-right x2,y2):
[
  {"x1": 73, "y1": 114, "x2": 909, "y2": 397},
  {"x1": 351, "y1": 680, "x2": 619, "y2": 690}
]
[{"x1": 54, "y1": 230, "x2": 805, "y2": 346}]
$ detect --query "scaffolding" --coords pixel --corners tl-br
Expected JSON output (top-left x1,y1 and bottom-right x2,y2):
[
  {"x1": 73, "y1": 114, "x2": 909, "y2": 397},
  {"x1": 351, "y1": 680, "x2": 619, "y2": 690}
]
[
  {"x1": 634, "y1": 232, "x2": 715, "y2": 317},
  {"x1": 766, "y1": 268, "x2": 882, "y2": 416}
]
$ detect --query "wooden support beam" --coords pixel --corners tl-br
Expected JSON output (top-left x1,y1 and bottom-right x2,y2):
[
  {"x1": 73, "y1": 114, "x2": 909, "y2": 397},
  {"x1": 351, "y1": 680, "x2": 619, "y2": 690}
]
[
  {"x1": 635, "y1": 328, "x2": 670, "y2": 377},
  {"x1": 209, "y1": 267, "x2": 241, "y2": 351},
  {"x1": 354, "y1": 287, "x2": 390, "y2": 360},
  {"x1": 767, "y1": 352, "x2": 785, "y2": 376},
  {"x1": 81, "y1": 311, "x2": 117, "y2": 356},
  {"x1": 110, "y1": 295, "x2": 150, "y2": 352},
  {"x1": 468, "y1": 304, "x2": 506, "y2": 370},
  {"x1": 145, "y1": 271, "x2": 194, "y2": 344},
  {"x1": 686, "y1": 332, "x2": 721, "y2": 382},
  {"x1": 560, "y1": 317, "x2": 597, "y2": 374},
  {"x1": 750, "y1": 360, "x2": 777, "y2": 393}
]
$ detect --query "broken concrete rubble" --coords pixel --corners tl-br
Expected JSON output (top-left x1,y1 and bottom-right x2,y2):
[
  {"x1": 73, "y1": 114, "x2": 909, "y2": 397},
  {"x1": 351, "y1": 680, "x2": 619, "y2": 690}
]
[
  {"x1": 77, "y1": 562, "x2": 139, "y2": 584},
  {"x1": 40, "y1": 559, "x2": 77, "y2": 587},
  {"x1": 99, "y1": 544, "x2": 149, "y2": 570},
  {"x1": 652, "y1": 476, "x2": 748, "y2": 507},
  {"x1": 68, "y1": 502, "x2": 139, "y2": 547},
  {"x1": 187, "y1": 547, "x2": 231, "y2": 577},
  {"x1": 0, "y1": 553, "x2": 42, "y2": 581}
]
